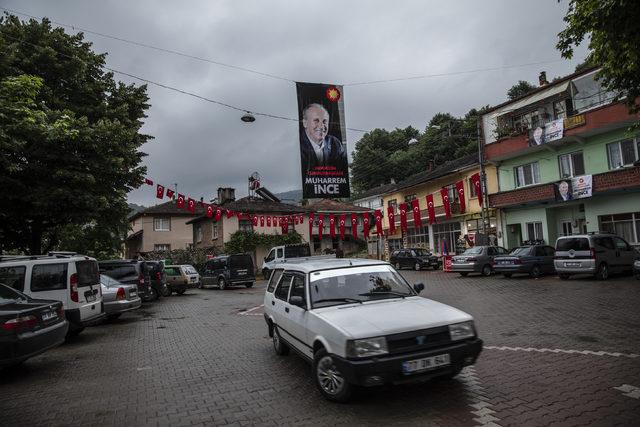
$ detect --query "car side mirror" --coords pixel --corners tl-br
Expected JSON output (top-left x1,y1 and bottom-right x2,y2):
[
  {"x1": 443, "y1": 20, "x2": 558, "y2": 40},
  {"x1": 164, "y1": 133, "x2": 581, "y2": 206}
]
[
  {"x1": 413, "y1": 283, "x2": 425, "y2": 293},
  {"x1": 289, "y1": 296, "x2": 306, "y2": 308}
]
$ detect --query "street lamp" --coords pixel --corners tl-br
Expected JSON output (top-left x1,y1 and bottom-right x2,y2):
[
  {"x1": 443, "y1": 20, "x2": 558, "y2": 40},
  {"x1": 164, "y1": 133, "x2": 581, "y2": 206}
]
[{"x1": 241, "y1": 112, "x2": 256, "y2": 123}]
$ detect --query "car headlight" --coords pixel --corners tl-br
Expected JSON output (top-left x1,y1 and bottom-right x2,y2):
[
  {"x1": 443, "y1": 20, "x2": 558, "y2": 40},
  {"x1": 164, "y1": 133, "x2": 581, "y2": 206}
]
[
  {"x1": 346, "y1": 337, "x2": 388, "y2": 358},
  {"x1": 449, "y1": 321, "x2": 475, "y2": 341}
]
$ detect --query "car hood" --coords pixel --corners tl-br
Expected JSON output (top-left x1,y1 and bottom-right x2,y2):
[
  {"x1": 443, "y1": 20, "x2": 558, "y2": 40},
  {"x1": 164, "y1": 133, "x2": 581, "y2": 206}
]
[{"x1": 313, "y1": 297, "x2": 472, "y2": 338}]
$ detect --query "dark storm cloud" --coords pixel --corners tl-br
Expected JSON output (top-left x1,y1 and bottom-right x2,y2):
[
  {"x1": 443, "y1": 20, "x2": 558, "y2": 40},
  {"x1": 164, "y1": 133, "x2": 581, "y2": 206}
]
[{"x1": 3, "y1": 0, "x2": 588, "y2": 205}]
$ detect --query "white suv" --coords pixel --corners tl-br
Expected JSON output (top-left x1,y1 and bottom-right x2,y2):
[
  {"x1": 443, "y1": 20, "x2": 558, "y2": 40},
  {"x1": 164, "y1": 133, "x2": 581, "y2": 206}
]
[
  {"x1": 263, "y1": 258, "x2": 482, "y2": 402},
  {"x1": 0, "y1": 253, "x2": 105, "y2": 336}
]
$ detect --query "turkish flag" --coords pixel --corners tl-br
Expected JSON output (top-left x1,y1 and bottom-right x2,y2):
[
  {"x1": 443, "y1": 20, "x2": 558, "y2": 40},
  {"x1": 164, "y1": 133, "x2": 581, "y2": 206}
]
[
  {"x1": 156, "y1": 184, "x2": 165, "y2": 199},
  {"x1": 282, "y1": 216, "x2": 289, "y2": 234},
  {"x1": 299, "y1": 214, "x2": 304, "y2": 224},
  {"x1": 236, "y1": 212, "x2": 243, "y2": 220},
  {"x1": 399, "y1": 203, "x2": 408, "y2": 231},
  {"x1": 226, "y1": 210, "x2": 234, "y2": 219},
  {"x1": 166, "y1": 188, "x2": 175, "y2": 199},
  {"x1": 339, "y1": 214, "x2": 346, "y2": 240},
  {"x1": 260, "y1": 216, "x2": 265, "y2": 227},
  {"x1": 317, "y1": 214, "x2": 324, "y2": 240},
  {"x1": 273, "y1": 216, "x2": 278, "y2": 226},
  {"x1": 214, "y1": 207, "x2": 222, "y2": 221},
  {"x1": 187, "y1": 198, "x2": 196, "y2": 213},
  {"x1": 388, "y1": 208, "x2": 396, "y2": 234},
  {"x1": 351, "y1": 213, "x2": 358, "y2": 238},
  {"x1": 329, "y1": 214, "x2": 336, "y2": 239},
  {"x1": 252, "y1": 215, "x2": 258, "y2": 226},
  {"x1": 440, "y1": 188, "x2": 451, "y2": 219},
  {"x1": 456, "y1": 180, "x2": 466, "y2": 214},
  {"x1": 206, "y1": 205, "x2": 213, "y2": 218},
  {"x1": 374, "y1": 209, "x2": 383, "y2": 235},
  {"x1": 471, "y1": 172, "x2": 483, "y2": 206},
  {"x1": 363, "y1": 214, "x2": 370, "y2": 239},
  {"x1": 426, "y1": 194, "x2": 436, "y2": 225},
  {"x1": 309, "y1": 212, "x2": 315, "y2": 237},
  {"x1": 294, "y1": 215, "x2": 299, "y2": 225},
  {"x1": 177, "y1": 194, "x2": 185, "y2": 209},
  {"x1": 411, "y1": 199, "x2": 422, "y2": 228},
  {"x1": 144, "y1": 178, "x2": 153, "y2": 186},
  {"x1": 267, "y1": 216, "x2": 272, "y2": 227}
]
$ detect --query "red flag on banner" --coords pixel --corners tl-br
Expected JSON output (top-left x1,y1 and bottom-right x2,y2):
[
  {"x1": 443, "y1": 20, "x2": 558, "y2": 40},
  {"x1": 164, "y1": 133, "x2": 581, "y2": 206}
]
[
  {"x1": 166, "y1": 188, "x2": 175, "y2": 199},
  {"x1": 399, "y1": 203, "x2": 408, "y2": 231},
  {"x1": 411, "y1": 199, "x2": 422, "y2": 228},
  {"x1": 440, "y1": 188, "x2": 451, "y2": 219},
  {"x1": 309, "y1": 212, "x2": 315, "y2": 237},
  {"x1": 456, "y1": 180, "x2": 466, "y2": 214},
  {"x1": 187, "y1": 198, "x2": 196, "y2": 213},
  {"x1": 206, "y1": 205, "x2": 213, "y2": 218},
  {"x1": 329, "y1": 214, "x2": 336, "y2": 239},
  {"x1": 272, "y1": 216, "x2": 277, "y2": 226},
  {"x1": 177, "y1": 194, "x2": 185, "y2": 209},
  {"x1": 426, "y1": 194, "x2": 436, "y2": 225},
  {"x1": 470, "y1": 172, "x2": 483, "y2": 206},
  {"x1": 267, "y1": 216, "x2": 272, "y2": 227},
  {"x1": 351, "y1": 213, "x2": 358, "y2": 238},
  {"x1": 156, "y1": 184, "x2": 164, "y2": 199},
  {"x1": 363, "y1": 213, "x2": 370, "y2": 239},
  {"x1": 299, "y1": 214, "x2": 304, "y2": 224},
  {"x1": 374, "y1": 209, "x2": 383, "y2": 235},
  {"x1": 252, "y1": 215, "x2": 258, "y2": 226},
  {"x1": 225, "y1": 210, "x2": 234, "y2": 219},
  {"x1": 317, "y1": 214, "x2": 324, "y2": 240},
  {"x1": 214, "y1": 207, "x2": 222, "y2": 221},
  {"x1": 294, "y1": 215, "x2": 299, "y2": 225},
  {"x1": 260, "y1": 216, "x2": 265, "y2": 227},
  {"x1": 144, "y1": 178, "x2": 153, "y2": 186},
  {"x1": 388, "y1": 208, "x2": 396, "y2": 234},
  {"x1": 339, "y1": 214, "x2": 346, "y2": 240},
  {"x1": 236, "y1": 212, "x2": 243, "y2": 220}
]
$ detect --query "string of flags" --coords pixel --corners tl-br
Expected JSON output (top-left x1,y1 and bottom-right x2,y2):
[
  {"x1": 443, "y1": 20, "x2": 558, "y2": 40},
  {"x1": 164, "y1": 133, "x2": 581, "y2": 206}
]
[{"x1": 142, "y1": 173, "x2": 483, "y2": 239}]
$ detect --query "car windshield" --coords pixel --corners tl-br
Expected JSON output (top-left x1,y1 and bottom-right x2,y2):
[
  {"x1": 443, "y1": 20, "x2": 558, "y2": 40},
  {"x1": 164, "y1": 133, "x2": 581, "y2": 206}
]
[
  {"x1": 100, "y1": 274, "x2": 121, "y2": 287},
  {"x1": 309, "y1": 265, "x2": 414, "y2": 308},
  {"x1": 462, "y1": 247, "x2": 483, "y2": 255},
  {"x1": 509, "y1": 247, "x2": 532, "y2": 256},
  {"x1": 183, "y1": 266, "x2": 198, "y2": 274},
  {"x1": 0, "y1": 284, "x2": 28, "y2": 305},
  {"x1": 413, "y1": 249, "x2": 430, "y2": 257}
]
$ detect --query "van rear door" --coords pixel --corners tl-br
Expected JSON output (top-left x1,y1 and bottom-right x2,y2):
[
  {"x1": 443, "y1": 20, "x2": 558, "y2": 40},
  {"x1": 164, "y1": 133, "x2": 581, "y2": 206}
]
[
  {"x1": 229, "y1": 255, "x2": 255, "y2": 281},
  {"x1": 74, "y1": 260, "x2": 103, "y2": 321}
]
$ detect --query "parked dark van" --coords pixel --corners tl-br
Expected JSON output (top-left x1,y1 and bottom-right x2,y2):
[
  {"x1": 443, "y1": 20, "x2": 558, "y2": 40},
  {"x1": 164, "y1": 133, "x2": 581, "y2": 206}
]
[
  {"x1": 143, "y1": 260, "x2": 168, "y2": 297},
  {"x1": 98, "y1": 260, "x2": 154, "y2": 301},
  {"x1": 201, "y1": 254, "x2": 255, "y2": 290}
]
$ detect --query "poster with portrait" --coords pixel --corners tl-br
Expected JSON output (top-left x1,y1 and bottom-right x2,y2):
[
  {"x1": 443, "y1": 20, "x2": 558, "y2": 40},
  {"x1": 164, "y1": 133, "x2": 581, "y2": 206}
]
[
  {"x1": 554, "y1": 179, "x2": 574, "y2": 202},
  {"x1": 296, "y1": 82, "x2": 350, "y2": 198},
  {"x1": 529, "y1": 118, "x2": 564, "y2": 146}
]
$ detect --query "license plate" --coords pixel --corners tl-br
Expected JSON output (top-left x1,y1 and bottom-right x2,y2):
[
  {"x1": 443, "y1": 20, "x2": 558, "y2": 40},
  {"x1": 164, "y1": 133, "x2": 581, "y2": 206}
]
[
  {"x1": 564, "y1": 262, "x2": 580, "y2": 267},
  {"x1": 500, "y1": 260, "x2": 511, "y2": 265},
  {"x1": 86, "y1": 293, "x2": 96, "y2": 302},
  {"x1": 42, "y1": 310, "x2": 57, "y2": 321},
  {"x1": 402, "y1": 354, "x2": 450, "y2": 374},
  {"x1": 130, "y1": 291, "x2": 137, "y2": 297}
]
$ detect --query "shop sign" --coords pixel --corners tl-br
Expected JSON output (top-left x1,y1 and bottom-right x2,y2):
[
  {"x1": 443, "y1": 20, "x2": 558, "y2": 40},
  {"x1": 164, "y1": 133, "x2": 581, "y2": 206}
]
[{"x1": 564, "y1": 113, "x2": 586, "y2": 130}]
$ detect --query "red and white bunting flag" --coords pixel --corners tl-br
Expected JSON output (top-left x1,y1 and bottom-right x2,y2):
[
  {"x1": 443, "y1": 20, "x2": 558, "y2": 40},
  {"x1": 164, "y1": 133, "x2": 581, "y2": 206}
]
[
  {"x1": 440, "y1": 187, "x2": 451, "y2": 219},
  {"x1": 226, "y1": 210, "x2": 234, "y2": 219},
  {"x1": 187, "y1": 198, "x2": 196, "y2": 213},
  {"x1": 399, "y1": 203, "x2": 408, "y2": 231},
  {"x1": 206, "y1": 205, "x2": 213, "y2": 218},
  {"x1": 411, "y1": 199, "x2": 422, "y2": 228},
  {"x1": 388, "y1": 208, "x2": 396, "y2": 234},
  {"x1": 260, "y1": 216, "x2": 265, "y2": 227},
  {"x1": 144, "y1": 178, "x2": 153, "y2": 186},
  {"x1": 294, "y1": 215, "x2": 299, "y2": 225},
  {"x1": 156, "y1": 184, "x2": 165, "y2": 199},
  {"x1": 470, "y1": 172, "x2": 483, "y2": 206},
  {"x1": 272, "y1": 216, "x2": 277, "y2": 226},
  {"x1": 317, "y1": 214, "x2": 324, "y2": 240},
  {"x1": 374, "y1": 209, "x2": 383, "y2": 235},
  {"x1": 329, "y1": 214, "x2": 336, "y2": 239},
  {"x1": 177, "y1": 194, "x2": 185, "y2": 209},
  {"x1": 363, "y1": 213, "x2": 370, "y2": 239},
  {"x1": 308, "y1": 212, "x2": 315, "y2": 237},
  {"x1": 166, "y1": 188, "x2": 175, "y2": 199},
  {"x1": 456, "y1": 180, "x2": 466, "y2": 214},
  {"x1": 215, "y1": 207, "x2": 222, "y2": 221},
  {"x1": 252, "y1": 215, "x2": 258, "y2": 226},
  {"x1": 299, "y1": 214, "x2": 304, "y2": 224},
  {"x1": 351, "y1": 213, "x2": 358, "y2": 239},
  {"x1": 339, "y1": 214, "x2": 346, "y2": 240},
  {"x1": 267, "y1": 216, "x2": 272, "y2": 227},
  {"x1": 426, "y1": 194, "x2": 436, "y2": 225},
  {"x1": 236, "y1": 212, "x2": 243, "y2": 220}
]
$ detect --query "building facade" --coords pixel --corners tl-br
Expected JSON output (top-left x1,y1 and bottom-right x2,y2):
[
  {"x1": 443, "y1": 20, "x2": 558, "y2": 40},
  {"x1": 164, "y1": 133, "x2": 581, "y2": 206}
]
[{"x1": 351, "y1": 183, "x2": 395, "y2": 259}]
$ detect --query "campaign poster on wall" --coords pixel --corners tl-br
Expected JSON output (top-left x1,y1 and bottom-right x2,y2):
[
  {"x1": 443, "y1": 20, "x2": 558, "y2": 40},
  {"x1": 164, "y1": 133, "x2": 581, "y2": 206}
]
[
  {"x1": 296, "y1": 82, "x2": 350, "y2": 199},
  {"x1": 554, "y1": 175, "x2": 593, "y2": 202},
  {"x1": 530, "y1": 118, "x2": 564, "y2": 146}
]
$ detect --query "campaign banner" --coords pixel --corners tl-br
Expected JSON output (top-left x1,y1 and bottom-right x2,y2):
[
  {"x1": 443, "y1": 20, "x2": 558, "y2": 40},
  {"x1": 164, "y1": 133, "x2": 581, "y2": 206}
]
[
  {"x1": 296, "y1": 82, "x2": 350, "y2": 198},
  {"x1": 554, "y1": 175, "x2": 593, "y2": 202},
  {"x1": 530, "y1": 118, "x2": 564, "y2": 146}
]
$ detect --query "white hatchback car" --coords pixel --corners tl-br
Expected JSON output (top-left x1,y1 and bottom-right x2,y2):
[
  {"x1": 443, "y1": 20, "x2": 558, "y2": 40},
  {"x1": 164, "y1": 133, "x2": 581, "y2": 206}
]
[{"x1": 263, "y1": 258, "x2": 483, "y2": 402}]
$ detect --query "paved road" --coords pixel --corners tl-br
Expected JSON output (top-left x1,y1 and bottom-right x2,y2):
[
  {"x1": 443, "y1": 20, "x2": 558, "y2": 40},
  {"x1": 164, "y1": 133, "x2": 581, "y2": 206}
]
[{"x1": 1, "y1": 271, "x2": 639, "y2": 426}]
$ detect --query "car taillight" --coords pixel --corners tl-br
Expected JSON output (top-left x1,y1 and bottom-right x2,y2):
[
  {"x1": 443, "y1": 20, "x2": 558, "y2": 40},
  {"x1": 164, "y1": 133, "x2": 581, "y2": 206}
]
[
  {"x1": 590, "y1": 248, "x2": 596, "y2": 259},
  {"x1": 2, "y1": 315, "x2": 38, "y2": 332},
  {"x1": 138, "y1": 274, "x2": 145, "y2": 285},
  {"x1": 70, "y1": 273, "x2": 79, "y2": 302},
  {"x1": 116, "y1": 287, "x2": 126, "y2": 300},
  {"x1": 514, "y1": 259, "x2": 522, "y2": 264},
  {"x1": 57, "y1": 306, "x2": 65, "y2": 318}
]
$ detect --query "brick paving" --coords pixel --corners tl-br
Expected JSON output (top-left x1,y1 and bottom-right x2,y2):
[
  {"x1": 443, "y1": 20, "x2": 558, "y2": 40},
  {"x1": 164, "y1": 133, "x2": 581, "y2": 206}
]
[{"x1": 1, "y1": 270, "x2": 639, "y2": 426}]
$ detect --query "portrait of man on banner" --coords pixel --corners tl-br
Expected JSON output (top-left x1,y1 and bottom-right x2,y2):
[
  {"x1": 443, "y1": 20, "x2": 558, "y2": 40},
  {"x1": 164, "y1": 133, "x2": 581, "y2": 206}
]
[{"x1": 554, "y1": 180, "x2": 573, "y2": 202}]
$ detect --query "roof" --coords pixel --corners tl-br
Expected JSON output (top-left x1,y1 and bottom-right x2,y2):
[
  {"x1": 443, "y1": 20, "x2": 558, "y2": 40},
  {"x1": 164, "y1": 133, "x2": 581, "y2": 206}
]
[
  {"x1": 351, "y1": 182, "x2": 399, "y2": 201},
  {"x1": 276, "y1": 258, "x2": 389, "y2": 273},
  {"x1": 129, "y1": 200, "x2": 206, "y2": 222},
  {"x1": 186, "y1": 196, "x2": 308, "y2": 224},
  {"x1": 390, "y1": 153, "x2": 479, "y2": 193},
  {"x1": 307, "y1": 198, "x2": 372, "y2": 213}
]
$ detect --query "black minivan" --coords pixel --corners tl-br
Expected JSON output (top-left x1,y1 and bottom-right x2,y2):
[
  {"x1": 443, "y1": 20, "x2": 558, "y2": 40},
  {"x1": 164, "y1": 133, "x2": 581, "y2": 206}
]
[
  {"x1": 200, "y1": 254, "x2": 255, "y2": 290},
  {"x1": 98, "y1": 260, "x2": 154, "y2": 301}
]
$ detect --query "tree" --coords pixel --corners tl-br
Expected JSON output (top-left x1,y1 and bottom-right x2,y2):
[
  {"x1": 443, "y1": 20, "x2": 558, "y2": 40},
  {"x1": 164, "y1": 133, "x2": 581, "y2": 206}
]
[
  {"x1": 506, "y1": 80, "x2": 537, "y2": 100},
  {"x1": 0, "y1": 15, "x2": 151, "y2": 254},
  {"x1": 557, "y1": 0, "x2": 640, "y2": 112}
]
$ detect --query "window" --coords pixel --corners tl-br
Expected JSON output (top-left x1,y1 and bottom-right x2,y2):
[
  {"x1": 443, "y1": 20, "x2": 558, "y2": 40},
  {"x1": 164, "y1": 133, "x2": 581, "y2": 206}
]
[
  {"x1": 267, "y1": 269, "x2": 283, "y2": 293},
  {"x1": 599, "y1": 212, "x2": 640, "y2": 244},
  {"x1": 75, "y1": 260, "x2": 99, "y2": 287},
  {"x1": 277, "y1": 248, "x2": 284, "y2": 259},
  {"x1": 31, "y1": 263, "x2": 68, "y2": 292},
  {"x1": 571, "y1": 71, "x2": 617, "y2": 113},
  {"x1": 514, "y1": 162, "x2": 540, "y2": 188},
  {"x1": 212, "y1": 223, "x2": 219, "y2": 240},
  {"x1": 558, "y1": 151, "x2": 585, "y2": 178},
  {"x1": 153, "y1": 217, "x2": 170, "y2": 231},
  {"x1": 553, "y1": 99, "x2": 567, "y2": 119},
  {"x1": 387, "y1": 238, "x2": 403, "y2": 251},
  {"x1": 0, "y1": 266, "x2": 26, "y2": 291},
  {"x1": 404, "y1": 194, "x2": 416, "y2": 204},
  {"x1": 607, "y1": 139, "x2": 640, "y2": 169},
  {"x1": 195, "y1": 224, "x2": 203, "y2": 243},
  {"x1": 154, "y1": 244, "x2": 171, "y2": 251},
  {"x1": 387, "y1": 199, "x2": 398, "y2": 215},
  {"x1": 274, "y1": 272, "x2": 293, "y2": 300},
  {"x1": 613, "y1": 237, "x2": 630, "y2": 250},
  {"x1": 239, "y1": 219, "x2": 253, "y2": 232},
  {"x1": 433, "y1": 222, "x2": 461, "y2": 254},
  {"x1": 289, "y1": 275, "x2": 306, "y2": 303},
  {"x1": 525, "y1": 222, "x2": 544, "y2": 241},
  {"x1": 561, "y1": 220, "x2": 573, "y2": 236},
  {"x1": 469, "y1": 178, "x2": 478, "y2": 198},
  {"x1": 445, "y1": 184, "x2": 458, "y2": 203},
  {"x1": 406, "y1": 224, "x2": 430, "y2": 248}
]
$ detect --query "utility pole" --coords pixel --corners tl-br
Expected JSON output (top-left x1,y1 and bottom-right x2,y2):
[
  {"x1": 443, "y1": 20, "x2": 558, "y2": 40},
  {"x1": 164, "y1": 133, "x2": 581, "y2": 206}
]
[{"x1": 477, "y1": 118, "x2": 490, "y2": 242}]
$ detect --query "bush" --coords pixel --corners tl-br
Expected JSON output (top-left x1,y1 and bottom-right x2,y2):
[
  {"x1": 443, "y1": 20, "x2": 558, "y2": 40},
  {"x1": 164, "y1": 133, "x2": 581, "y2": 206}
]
[
  {"x1": 224, "y1": 231, "x2": 303, "y2": 254},
  {"x1": 142, "y1": 247, "x2": 220, "y2": 273}
]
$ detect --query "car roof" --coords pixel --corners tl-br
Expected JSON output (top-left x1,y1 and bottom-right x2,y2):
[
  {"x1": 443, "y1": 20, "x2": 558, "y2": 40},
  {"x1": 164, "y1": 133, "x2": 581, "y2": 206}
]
[
  {"x1": 274, "y1": 258, "x2": 389, "y2": 274},
  {"x1": 0, "y1": 254, "x2": 95, "y2": 264}
]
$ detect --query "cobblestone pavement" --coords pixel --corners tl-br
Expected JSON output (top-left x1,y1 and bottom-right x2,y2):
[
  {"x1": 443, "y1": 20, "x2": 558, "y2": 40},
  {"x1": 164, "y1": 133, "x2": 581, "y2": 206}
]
[{"x1": 1, "y1": 271, "x2": 639, "y2": 426}]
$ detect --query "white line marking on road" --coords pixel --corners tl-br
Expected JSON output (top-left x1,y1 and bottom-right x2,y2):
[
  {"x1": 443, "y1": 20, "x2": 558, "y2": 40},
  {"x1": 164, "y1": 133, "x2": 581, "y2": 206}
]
[
  {"x1": 238, "y1": 304, "x2": 264, "y2": 316},
  {"x1": 459, "y1": 367, "x2": 502, "y2": 426},
  {"x1": 485, "y1": 345, "x2": 639, "y2": 359},
  {"x1": 614, "y1": 384, "x2": 640, "y2": 399}
]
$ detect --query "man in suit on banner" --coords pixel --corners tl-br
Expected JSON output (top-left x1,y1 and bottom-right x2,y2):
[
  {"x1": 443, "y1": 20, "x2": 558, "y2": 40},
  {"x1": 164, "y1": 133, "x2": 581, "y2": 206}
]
[{"x1": 300, "y1": 103, "x2": 348, "y2": 171}]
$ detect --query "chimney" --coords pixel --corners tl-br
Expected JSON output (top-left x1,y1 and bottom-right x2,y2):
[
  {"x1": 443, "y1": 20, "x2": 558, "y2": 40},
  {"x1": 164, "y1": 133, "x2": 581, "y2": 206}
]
[
  {"x1": 538, "y1": 71, "x2": 548, "y2": 86},
  {"x1": 217, "y1": 187, "x2": 235, "y2": 204}
]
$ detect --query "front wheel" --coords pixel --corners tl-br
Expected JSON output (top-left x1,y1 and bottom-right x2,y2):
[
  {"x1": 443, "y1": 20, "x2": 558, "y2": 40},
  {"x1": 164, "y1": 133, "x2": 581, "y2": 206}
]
[
  {"x1": 395, "y1": 262, "x2": 401, "y2": 270},
  {"x1": 314, "y1": 348, "x2": 352, "y2": 403},
  {"x1": 460, "y1": 272, "x2": 469, "y2": 277},
  {"x1": 218, "y1": 278, "x2": 227, "y2": 290},
  {"x1": 530, "y1": 265, "x2": 541, "y2": 279},
  {"x1": 161, "y1": 285, "x2": 172, "y2": 297},
  {"x1": 481, "y1": 264, "x2": 492, "y2": 277},
  {"x1": 245, "y1": 282, "x2": 254, "y2": 288},
  {"x1": 595, "y1": 263, "x2": 609, "y2": 280}
]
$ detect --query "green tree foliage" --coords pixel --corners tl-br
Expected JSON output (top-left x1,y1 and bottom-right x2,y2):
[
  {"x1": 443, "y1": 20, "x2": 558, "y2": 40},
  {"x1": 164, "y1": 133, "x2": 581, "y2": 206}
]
[
  {"x1": 224, "y1": 231, "x2": 303, "y2": 255},
  {"x1": 557, "y1": 0, "x2": 640, "y2": 113},
  {"x1": 507, "y1": 80, "x2": 537, "y2": 100},
  {"x1": 0, "y1": 15, "x2": 151, "y2": 254}
]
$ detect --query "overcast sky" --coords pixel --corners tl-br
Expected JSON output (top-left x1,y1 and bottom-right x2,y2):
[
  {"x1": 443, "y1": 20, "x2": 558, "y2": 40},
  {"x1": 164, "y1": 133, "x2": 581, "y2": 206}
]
[{"x1": 2, "y1": 0, "x2": 588, "y2": 206}]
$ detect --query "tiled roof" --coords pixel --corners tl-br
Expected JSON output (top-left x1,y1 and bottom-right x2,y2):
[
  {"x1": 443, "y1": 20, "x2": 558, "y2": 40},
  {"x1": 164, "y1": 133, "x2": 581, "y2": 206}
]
[
  {"x1": 351, "y1": 182, "x2": 399, "y2": 201},
  {"x1": 129, "y1": 200, "x2": 206, "y2": 221},
  {"x1": 391, "y1": 153, "x2": 479, "y2": 192},
  {"x1": 307, "y1": 198, "x2": 372, "y2": 213},
  {"x1": 186, "y1": 196, "x2": 309, "y2": 224}
]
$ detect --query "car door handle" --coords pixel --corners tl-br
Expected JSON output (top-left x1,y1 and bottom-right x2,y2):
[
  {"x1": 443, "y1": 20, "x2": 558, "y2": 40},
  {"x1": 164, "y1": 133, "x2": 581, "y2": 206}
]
[{"x1": 285, "y1": 307, "x2": 289, "y2": 313}]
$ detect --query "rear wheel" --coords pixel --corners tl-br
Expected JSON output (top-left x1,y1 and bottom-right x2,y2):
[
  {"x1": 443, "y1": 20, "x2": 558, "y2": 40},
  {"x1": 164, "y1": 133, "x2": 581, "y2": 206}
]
[
  {"x1": 414, "y1": 262, "x2": 421, "y2": 271},
  {"x1": 460, "y1": 272, "x2": 469, "y2": 277},
  {"x1": 530, "y1": 265, "x2": 541, "y2": 279},
  {"x1": 272, "y1": 325, "x2": 289, "y2": 356},
  {"x1": 595, "y1": 263, "x2": 609, "y2": 280},
  {"x1": 503, "y1": 273, "x2": 512, "y2": 278},
  {"x1": 481, "y1": 264, "x2": 492, "y2": 277},
  {"x1": 176, "y1": 289, "x2": 186, "y2": 295},
  {"x1": 218, "y1": 277, "x2": 227, "y2": 290},
  {"x1": 107, "y1": 313, "x2": 121, "y2": 321},
  {"x1": 148, "y1": 287, "x2": 159, "y2": 301},
  {"x1": 245, "y1": 282, "x2": 254, "y2": 288},
  {"x1": 395, "y1": 262, "x2": 401, "y2": 270},
  {"x1": 559, "y1": 273, "x2": 570, "y2": 280},
  {"x1": 161, "y1": 285, "x2": 172, "y2": 297}
]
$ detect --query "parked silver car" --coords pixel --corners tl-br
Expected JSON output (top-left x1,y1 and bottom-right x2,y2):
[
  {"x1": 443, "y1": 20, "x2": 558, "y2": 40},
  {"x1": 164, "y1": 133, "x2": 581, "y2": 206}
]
[
  {"x1": 554, "y1": 233, "x2": 636, "y2": 280},
  {"x1": 451, "y1": 246, "x2": 509, "y2": 277},
  {"x1": 100, "y1": 274, "x2": 142, "y2": 320}
]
